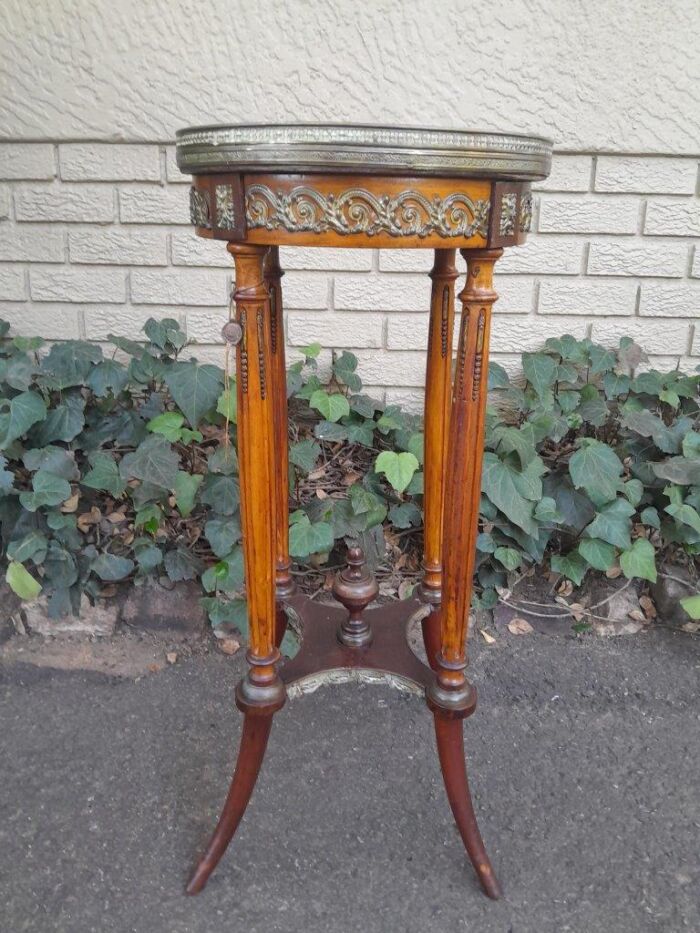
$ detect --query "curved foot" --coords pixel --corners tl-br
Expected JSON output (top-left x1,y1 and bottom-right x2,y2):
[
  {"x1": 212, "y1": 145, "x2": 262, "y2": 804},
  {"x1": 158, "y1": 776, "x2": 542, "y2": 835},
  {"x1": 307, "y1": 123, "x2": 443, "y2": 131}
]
[
  {"x1": 433, "y1": 713, "x2": 502, "y2": 899},
  {"x1": 186, "y1": 713, "x2": 274, "y2": 895}
]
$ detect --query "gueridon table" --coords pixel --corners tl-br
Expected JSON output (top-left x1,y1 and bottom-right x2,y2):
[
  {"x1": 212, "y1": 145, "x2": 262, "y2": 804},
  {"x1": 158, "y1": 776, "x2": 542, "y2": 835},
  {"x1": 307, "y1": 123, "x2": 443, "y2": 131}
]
[{"x1": 176, "y1": 123, "x2": 552, "y2": 900}]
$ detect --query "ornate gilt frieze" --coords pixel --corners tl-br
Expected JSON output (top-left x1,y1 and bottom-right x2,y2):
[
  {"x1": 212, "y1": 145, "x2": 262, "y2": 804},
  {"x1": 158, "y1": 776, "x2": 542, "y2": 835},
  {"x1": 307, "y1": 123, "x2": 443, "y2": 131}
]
[
  {"x1": 286, "y1": 667, "x2": 425, "y2": 699},
  {"x1": 245, "y1": 184, "x2": 490, "y2": 239},
  {"x1": 519, "y1": 191, "x2": 533, "y2": 233},
  {"x1": 499, "y1": 192, "x2": 517, "y2": 237},
  {"x1": 215, "y1": 184, "x2": 237, "y2": 229},
  {"x1": 189, "y1": 187, "x2": 211, "y2": 228}
]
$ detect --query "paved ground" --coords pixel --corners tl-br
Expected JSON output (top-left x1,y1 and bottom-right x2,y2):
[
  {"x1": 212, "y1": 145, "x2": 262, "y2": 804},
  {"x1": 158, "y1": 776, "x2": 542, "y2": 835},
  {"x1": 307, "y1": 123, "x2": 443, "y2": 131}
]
[{"x1": 1, "y1": 627, "x2": 698, "y2": 933}]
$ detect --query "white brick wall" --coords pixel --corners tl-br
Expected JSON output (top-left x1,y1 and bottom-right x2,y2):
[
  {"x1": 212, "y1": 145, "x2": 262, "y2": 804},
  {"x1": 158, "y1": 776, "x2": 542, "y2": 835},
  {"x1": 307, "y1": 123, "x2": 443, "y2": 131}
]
[{"x1": 0, "y1": 145, "x2": 698, "y2": 413}]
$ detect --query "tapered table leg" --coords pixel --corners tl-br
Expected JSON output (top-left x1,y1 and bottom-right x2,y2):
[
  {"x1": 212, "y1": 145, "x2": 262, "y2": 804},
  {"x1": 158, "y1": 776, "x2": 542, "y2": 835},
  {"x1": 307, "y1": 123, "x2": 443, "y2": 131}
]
[
  {"x1": 187, "y1": 243, "x2": 286, "y2": 895},
  {"x1": 427, "y1": 248, "x2": 503, "y2": 897},
  {"x1": 420, "y1": 249, "x2": 458, "y2": 670},
  {"x1": 264, "y1": 246, "x2": 295, "y2": 649}
]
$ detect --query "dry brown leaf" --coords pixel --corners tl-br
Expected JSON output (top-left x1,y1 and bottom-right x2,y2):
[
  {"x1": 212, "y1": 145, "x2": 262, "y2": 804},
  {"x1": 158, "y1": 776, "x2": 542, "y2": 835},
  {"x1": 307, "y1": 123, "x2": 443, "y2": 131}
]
[
  {"x1": 507, "y1": 617, "x2": 534, "y2": 635},
  {"x1": 219, "y1": 637, "x2": 240, "y2": 656},
  {"x1": 341, "y1": 471, "x2": 362, "y2": 486},
  {"x1": 568, "y1": 602, "x2": 586, "y2": 622},
  {"x1": 106, "y1": 510, "x2": 126, "y2": 524},
  {"x1": 122, "y1": 530, "x2": 135, "y2": 546},
  {"x1": 61, "y1": 492, "x2": 80, "y2": 513},
  {"x1": 628, "y1": 608, "x2": 646, "y2": 622},
  {"x1": 639, "y1": 595, "x2": 656, "y2": 619},
  {"x1": 307, "y1": 466, "x2": 327, "y2": 481},
  {"x1": 557, "y1": 579, "x2": 574, "y2": 597},
  {"x1": 606, "y1": 565, "x2": 622, "y2": 579},
  {"x1": 316, "y1": 488, "x2": 328, "y2": 499},
  {"x1": 99, "y1": 585, "x2": 117, "y2": 598},
  {"x1": 479, "y1": 628, "x2": 496, "y2": 644},
  {"x1": 166, "y1": 652, "x2": 178, "y2": 665}
]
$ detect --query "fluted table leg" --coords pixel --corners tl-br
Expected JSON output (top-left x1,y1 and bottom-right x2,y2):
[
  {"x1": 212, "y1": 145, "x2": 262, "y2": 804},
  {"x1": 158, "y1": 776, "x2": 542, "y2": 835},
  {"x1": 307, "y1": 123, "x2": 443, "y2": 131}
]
[{"x1": 427, "y1": 248, "x2": 503, "y2": 898}]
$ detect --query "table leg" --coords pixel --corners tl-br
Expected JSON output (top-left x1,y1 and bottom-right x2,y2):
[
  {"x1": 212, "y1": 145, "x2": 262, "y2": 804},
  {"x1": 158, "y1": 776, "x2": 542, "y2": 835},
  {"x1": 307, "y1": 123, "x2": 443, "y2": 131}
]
[
  {"x1": 420, "y1": 249, "x2": 458, "y2": 670},
  {"x1": 264, "y1": 246, "x2": 295, "y2": 649},
  {"x1": 187, "y1": 243, "x2": 286, "y2": 895},
  {"x1": 427, "y1": 247, "x2": 503, "y2": 898}
]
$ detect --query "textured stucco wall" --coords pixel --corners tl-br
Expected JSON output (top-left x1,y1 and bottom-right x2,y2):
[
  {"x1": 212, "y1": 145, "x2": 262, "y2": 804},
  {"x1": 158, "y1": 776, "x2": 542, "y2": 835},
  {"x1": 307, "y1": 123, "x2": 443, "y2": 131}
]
[{"x1": 0, "y1": 0, "x2": 698, "y2": 407}]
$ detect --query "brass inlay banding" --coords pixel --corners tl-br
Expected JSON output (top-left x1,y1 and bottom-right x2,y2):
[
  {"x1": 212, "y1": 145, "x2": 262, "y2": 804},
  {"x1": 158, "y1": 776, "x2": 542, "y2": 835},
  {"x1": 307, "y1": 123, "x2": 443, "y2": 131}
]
[
  {"x1": 472, "y1": 309, "x2": 486, "y2": 400},
  {"x1": 457, "y1": 312, "x2": 469, "y2": 399},
  {"x1": 256, "y1": 307, "x2": 267, "y2": 399},
  {"x1": 239, "y1": 309, "x2": 248, "y2": 394},
  {"x1": 269, "y1": 288, "x2": 278, "y2": 355},
  {"x1": 440, "y1": 286, "x2": 449, "y2": 358}
]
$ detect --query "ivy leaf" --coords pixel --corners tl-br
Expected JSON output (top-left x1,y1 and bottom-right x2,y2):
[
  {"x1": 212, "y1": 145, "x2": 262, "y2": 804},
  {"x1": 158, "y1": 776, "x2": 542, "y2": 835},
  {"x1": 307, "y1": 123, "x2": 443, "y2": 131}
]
[
  {"x1": 494, "y1": 546, "x2": 522, "y2": 571},
  {"x1": 173, "y1": 471, "x2": 203, "y2": 517},
  {"x1": 578, "y1": 538, "x2": 616, "y2": 571},
  {"x1": 681, "y1": 431, "x2": 700, "y2": 459},
  {"x1": 557, "y1": 389, "x2": 581, "y2": 413},
  {"x1": 201, "y1": 595, "x2": 248, "y2": 630},
  {"x1": 205, "y1": 516, "x2": 241, "y2": 558},
  {"x1": 300, "y1": 342, "x2": 321, "y2": 359},
  {"x1": 40, "y1": 340, "x2": 102, "y2": 388},
  {"x1": 652, "y1": 457, "x2": 700, "y2": 486},
  {"x1": 33, "y1": 394, "x2": 85, "y2": 445},
  {"x1": 289, "y1": 439, "x2": 322, "y2": 473},
  {"x1": 388, "y1": 501, "x2": 421, "y2": 529},
  {"x1": 6, "y1": 561, "x2": 42, "y2": 600},
  {"x1": 87, "y1": 359, "x2": 129, "y2": 397},
  {"x1": 23, "y1": 446, "x2": 79, "y2": 480},
  {"x1": 488, "y1": 361, "x2": 510, "y2": 389},
  {"x1": 622, "y1": 479, "x2": 644, "y2": 507},
  {"x1": 577, "y1": 384, "x2": 609, "y2": 427},
  {"x1": 584, "y1": 498, "x2": 635, "y2": 549},
  {"x1": 288, "y1": 514, "x2": 334, "y2": 558},
  {"x1": 164, "y1": 361, "x2": 223, "y2": 428},
  {"x1": 349, "y1": 394, "x2": 381, "y2": 419},
  {"x1": 680, "y1": 595, "x2": 700, "y2": 620},
  {"x1": 374, "y1": 450, "x2": 419, "y2": 494},
  {"x1": 201, "y1": 548, "x2": 245, "y2": 594},
  {"x1": 603, "y1": 372, "x2": 631, "y2": 398},
  {"x1": 551, "y1": 551, "x2": 588, "y2": 586},
  {"x1": 147, "y1": 411, "x2": 185, "y2": 442},
  {"x1": 309, "y1": 389, "x2": 350, "y2": 423},
  {"x1": 493, "y1": 424, "x2": 537, "y2": 467},
  {"x1": 481, "y1": 452, "x2": 538, "y2": 536},
  {"x1": 522, "y1": 353, "x2": 557, "y2": 397},
  {"x1": 216, "y1": 388, "x2": 237, "y2": 423},
  {"x1": 164, "y1": 547, "x2": 204, "y2": 582},
  {"x1": 7, "y1": 530, "x2": 48, "y2": 564},
  {"x1": 665, "y1": 503, "x2": 700, "y2": 535},
  {"x1": 19, "y1": 470, "x2": 72, "y2": 512},
  {"x1": 91, "y1": 553, "x2": 135, "y2": 581},
  {"x1": 346, "y1": 420, "x2": 375, "y2": 447},
  {"x1": 640, "y1": 506, "x2": 661, "y2": 529},
  {"x1": 533, "y1": 497, "x2": 562, "y2": 523},
  {"x1": 133, "y1": 540, "x2": 164, "y2": 572},
  {"x1": 0, "y1": 390, "x2": 47, "y2": 448},
  {"x1": 622, "y1": 410, "x2": 682, "y2": 455},
  {"x1": 376, "y1": 406, "x2": 406, "y2": 434},
  {"x1": 120, "y1": 435, "x2": 180, "y2": 490},
  {"x1": 314, "y1": 420, "x2": 348, "y2": 442},
  {"x1": 200, "y1": 474, "x2": 239, "y2": 515},
  {"x1": 82, "y1": 452, "x2": 127, "y2": 497},
  {"x1": 569, "y1": 440, "x2": 623, "y2": 504},
  {"x1": 588, "y1": 344, "x2": 616, "y2": 375},
  {"x1": 620, "y1": 538, "x2": 657, "y2": 582},
  {"x1": 333, "y1": 351, "x2": 362, "y2": 391}
]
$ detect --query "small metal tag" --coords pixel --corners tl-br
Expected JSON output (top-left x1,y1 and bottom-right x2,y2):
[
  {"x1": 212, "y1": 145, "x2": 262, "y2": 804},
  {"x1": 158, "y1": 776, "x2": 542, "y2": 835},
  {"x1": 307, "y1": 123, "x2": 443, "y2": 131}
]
[{"x1": 221, "y1": 320, "x2": 243, "y2": 345}]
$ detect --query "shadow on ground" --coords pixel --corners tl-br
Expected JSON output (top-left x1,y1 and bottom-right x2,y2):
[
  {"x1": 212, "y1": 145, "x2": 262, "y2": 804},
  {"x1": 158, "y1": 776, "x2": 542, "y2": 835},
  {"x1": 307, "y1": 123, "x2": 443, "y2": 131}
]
[{"x1": 1, "y1": 627, "x2": 698, "y2": 933}]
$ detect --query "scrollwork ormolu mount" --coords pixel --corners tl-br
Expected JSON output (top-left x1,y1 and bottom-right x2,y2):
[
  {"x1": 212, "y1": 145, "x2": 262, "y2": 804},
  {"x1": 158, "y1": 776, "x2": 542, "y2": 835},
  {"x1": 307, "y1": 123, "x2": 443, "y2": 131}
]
[{"x1": 177, "y1": 123, "x2": 553, "y2": 905}]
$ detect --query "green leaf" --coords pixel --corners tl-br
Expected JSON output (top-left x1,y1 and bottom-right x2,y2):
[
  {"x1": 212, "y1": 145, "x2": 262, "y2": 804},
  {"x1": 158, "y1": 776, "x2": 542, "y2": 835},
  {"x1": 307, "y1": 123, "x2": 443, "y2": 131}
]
[
  {"x1": 376, "y1": 406, "x2": 406, "y2": 434},
  {"x1": 23, "y1": 446, "x2": 78, "y2": 480},
  {"x1": 216, "y1": 388, "x2": 237, "y2": 423},
  {"x1": 82, "y1": 452, "x2": 127, "y2": 497},
  {"x1": 651, "y1": 457, "x2": 700, "y2": 486},
  {"x1": 120, "y1": 435, "x2": 180, "y2": 490},
  {"x1": 388, "y1": 502, "x2": 421, "y2": 529},
  {"x1": 164, "y1": 361, "x2": 223, "y2": 428},
  {"x1": 309, "y1": 389, "x2": 350, "y2": 423},
  {"x1": 346, "y1": 421, "x2": 375, "y2": 447},
  {"x1": 488, "y1": 361, "x2": 510, "y2": 389},
  {"x1": 133, "y1": 540, "x2": 163, "y2": 572},
  {"x1": 40, "y1": 340, "x2": 102, "y2": 388},
  {"x1": 481, "y1": 452, "x2": 537, "y2": 536},
  {"x1": 300, "y1": 342, "x2": 321, "y2": 359},
  {"x1": 522, "y1": 352, "x2": 558, "y2": 397},
  {"x1": 314, "y1": 420, "x2": 348, "y2": 442},
  {"x1": 12, "y1": 335, "x2": 43, "y2": 352},
  {"x1": 91, "y1": 553, "x2": 135, "y2": 581},
  {"x1": 492, "y1": 424, "x2": 537, "y2": 466},
  {"x1": 205, "y1": 517, "x2": 241, "y2": 558},
  {"x1": 147, "y1": 411, "x2": 185, "y2": 442},
  {"x1": 569, "y1": 440, "x2": 624, "y2": 504},
  {"x1": 333, "y1": 351, "x2": 362, "y2": 391},
  {"x1": 578, "y1": 538, "x2": 616, "y2": 571},
  {"x1": 603, "y1": 372, "x2": 631, "y2": 398},
  {"x1": 0, "y1": 390, "x2": 47, "y2": 448},
  {"x1": 289, "y1": 439, "x2": 322, "y2": 473},
  {"x1": 622, "y1": 479, "x2": 644, "y2": 507},
  {"x1": 163, "y1": 547, "x2": 203, "y2": 582},
  {"x1": 200, "y1": 474, "x2": 239, "y2": 515},
  {"x1": 622, "y1": 410, "x2": 682, "y2": 454},
  {"x1": 620, "y1": 538, "x2": 657, "y2": 583},
  {"x1": 584, "y1": 498, "x2": 635, "y2": 549},
  {"x1": 201, "y1": 596, "x2": 248, "y2": 630},
  {"x1": 640, "y1": 506, "x2": 660, "y2": 529},
  {"x1": 87, "y1": 359, "x2": 128, "y2": 397},
  {"x1": 494, "y1": 546, "x2": 521, "y2": 571},
  {"x1": 533, "y1": 497, "x2": 563, "y2": 523},
  {"x1": 551, "y1": 551, "x2": 588, "y2": 586},
  {"x1": 577, "y1": 384, "x2": 609, "y2": 427},
  {"x1": 631, "y1": 370, "x2": 663, "y2": 396},
  {"x1": 349, "y1": 394, "x2": 381, "y2": 419},
  {"x1": 665, "y1": 503, "x2": 700, "y2": 535},
  {"x1": 659, "y1": 387, "x2": 680, "y2": 408},
  {"x1": 588, "y1": 344, "x2": 616, "y2": 375},
  {"x1": 7, "y1": 531, "x2": 48, "y2": 564},
  {"x1": 6, "y1": 561, "x2": 41, "y2": 600},
  {"x1": 288, "y1": 515, "x2": 334, "y2": 558},
  {"x1": 680, "y1": 595, "x2": 700, "y2": 620},
  {"x1": 682, "y1": 431, "x2": 700, "y2": 459},
  {"x1": 374, "y1": 450, "x2": 419, "y2": 493},
  {"x1": 173, "y1": 471, "x2": 203, "y2": 517},
  {"x1": 19, "y1": 470, "x2": 72, "y2": 512},
  {"x1": 33, "y1": 394, "x2": 85, "y2": 445},
  {"x1": 557, "y1": 389, "x2": 581, "y2": 413},
  {"x1": 207, "y1": 445, "x2": 238, "y2": 475}
]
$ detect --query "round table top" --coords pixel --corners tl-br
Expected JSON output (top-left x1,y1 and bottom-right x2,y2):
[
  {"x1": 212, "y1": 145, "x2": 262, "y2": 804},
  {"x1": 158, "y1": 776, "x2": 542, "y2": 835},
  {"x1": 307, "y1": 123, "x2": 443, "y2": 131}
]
[{"x1": 176, "y1": 123, "x2": 552, "y2": 181}]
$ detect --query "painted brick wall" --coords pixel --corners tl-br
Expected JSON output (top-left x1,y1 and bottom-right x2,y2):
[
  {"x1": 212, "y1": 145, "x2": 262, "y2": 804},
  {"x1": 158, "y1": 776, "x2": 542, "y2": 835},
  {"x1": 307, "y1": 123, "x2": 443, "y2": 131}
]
[{"x1": 0, "y1": 143, "x2": 697, "y2": 410}]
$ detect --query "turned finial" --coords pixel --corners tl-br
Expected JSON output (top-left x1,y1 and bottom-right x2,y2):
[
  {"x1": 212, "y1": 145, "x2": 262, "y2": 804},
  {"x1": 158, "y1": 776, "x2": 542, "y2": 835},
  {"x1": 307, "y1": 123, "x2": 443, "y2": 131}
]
[{"x1": 333, "y1": 545, "x2": 378, "y2": 648}]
